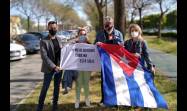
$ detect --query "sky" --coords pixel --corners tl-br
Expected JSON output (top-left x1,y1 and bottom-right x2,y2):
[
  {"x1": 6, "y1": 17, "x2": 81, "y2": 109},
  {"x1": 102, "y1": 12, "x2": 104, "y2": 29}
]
[
  {"x1": 10, "y1": 0, "x2": 176, "y2": 26},
  {"x1": 10, "y1": 5, "x2": 88, "y2": 25}
]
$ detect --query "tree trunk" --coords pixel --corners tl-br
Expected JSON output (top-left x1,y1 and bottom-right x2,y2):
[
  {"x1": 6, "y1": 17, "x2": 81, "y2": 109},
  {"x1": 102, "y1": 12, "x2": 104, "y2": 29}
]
[
  {"x1": 27, "y1": 16, "x2": 30, "y2": 32},
  {"x1": 98, "y1": 11, "x2": 104, "y2": 32},
  {"x1": 95, "y1": 0, "x2": 104, "y2": 32},
  {"x1": 38, "y1": 18, "x2": 40, "y2": 32},
  {"x1": 138, "y1": 8, "x2": 143, "y2": 30},
  {"x1": 114, "y1": 0, "x2": 125, "y2": 39},
  {"x1": 105, "y1": 0, "x2": 107, "y2": 16},
  {"x1": 158, "y1": 14, "x2": 163, "y2": 38}
]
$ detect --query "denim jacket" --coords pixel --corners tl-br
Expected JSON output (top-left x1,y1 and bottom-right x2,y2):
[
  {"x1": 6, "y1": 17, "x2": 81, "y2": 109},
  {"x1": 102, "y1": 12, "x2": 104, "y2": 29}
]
[
  {"x1": 94, "y1": 28, "x2": 124, "y2": 45},
  {"x1": 124, "y1": 39, "x2": 153, "y2": 69}
]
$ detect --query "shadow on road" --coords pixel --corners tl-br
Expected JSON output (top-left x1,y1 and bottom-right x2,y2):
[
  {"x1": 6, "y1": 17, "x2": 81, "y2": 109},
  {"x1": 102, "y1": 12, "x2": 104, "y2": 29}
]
[{"x1": 10, "y1": 79, "x2": 43, "y2": 83}]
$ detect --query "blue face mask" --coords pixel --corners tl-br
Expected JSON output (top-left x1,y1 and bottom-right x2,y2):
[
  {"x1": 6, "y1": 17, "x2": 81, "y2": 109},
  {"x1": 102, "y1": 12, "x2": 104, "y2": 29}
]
[{"x1": 79, "y1": 35, "x2": 86, "y2": 42}]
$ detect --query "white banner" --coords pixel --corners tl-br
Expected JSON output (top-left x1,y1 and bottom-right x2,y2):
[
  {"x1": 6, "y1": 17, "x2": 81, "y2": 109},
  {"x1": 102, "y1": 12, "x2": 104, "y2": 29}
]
[{"x1": 60, "y1": 43, "x2": 101, "y2": 71}]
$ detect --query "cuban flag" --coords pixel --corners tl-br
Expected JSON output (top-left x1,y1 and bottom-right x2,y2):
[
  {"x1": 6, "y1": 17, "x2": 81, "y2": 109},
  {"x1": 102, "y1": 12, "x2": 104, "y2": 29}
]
[{"x1": 97, "y1": 43, "x2": 168, "y2": 109}]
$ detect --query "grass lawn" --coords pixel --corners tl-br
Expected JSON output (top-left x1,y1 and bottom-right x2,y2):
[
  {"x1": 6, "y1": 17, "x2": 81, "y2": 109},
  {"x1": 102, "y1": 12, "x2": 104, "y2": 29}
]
[
  {"x1": 87, "y1": 31, "x2": 177, "y2": 55},
  {"x1": 16, "y1": 71, "x2": 176, "y2": 111},
  {"x1": 143, "y1": 35, "x2": 177, "y2": 55}
]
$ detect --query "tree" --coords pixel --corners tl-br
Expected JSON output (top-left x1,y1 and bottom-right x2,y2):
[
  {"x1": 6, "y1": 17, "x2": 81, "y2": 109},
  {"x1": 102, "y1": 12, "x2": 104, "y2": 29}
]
[
  {"x1": 165, "y1": 10, "x2": 177, "y2": 28},
  {"x1": 12, "y1": 0, "x2": 36, "y2": 32},
  {"x1": 82, "y1": 0, "x2": 100, "y2": 31},
  {"x1": 44, "y1": 1, "x2": 86, "y2": 30},
  {"x1": 94, "y1": 0, "x2": 106, "y2": 32},
  {"x1": 126, "y1": 0, "x2": 136, "y2": 24},
  {"x1": 133, "y1": 0, "x2": 153, "y2": 29},
  {"x1": 155, "y1": 0, "x2": 176, "y2": 38},
  {"x1": 142, "y1": 14, "x2": 160, "y2": 29},
  {"x1": 114, "y1": 0, "x2": 125, "y2": 38}
]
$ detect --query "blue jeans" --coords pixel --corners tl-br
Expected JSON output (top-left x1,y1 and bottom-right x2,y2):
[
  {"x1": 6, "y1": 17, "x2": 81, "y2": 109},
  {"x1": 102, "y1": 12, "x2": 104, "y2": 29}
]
[
  {"x1": 37, "y1": 71, "x2": 62, "y2": 111},
  {"x1": 62, "y1": 70, "x2": 78, "y2": 90}
]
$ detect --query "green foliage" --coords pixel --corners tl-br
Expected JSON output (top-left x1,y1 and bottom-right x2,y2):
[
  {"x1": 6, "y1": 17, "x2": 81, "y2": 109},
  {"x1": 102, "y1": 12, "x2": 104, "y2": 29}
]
[
  {"x1": 165, "y1": 10, "x2": 177, "y2": 28},
  {"x1": 142, "y1": 9, "x2": 177, "y2": 29},
  {"x1": 20, "y1": 16, "x2": 35, "y2": 32},
  {"x1": 143, "y1": 14, "x2": 160, "y2": 29},
  {"x1": 82, "y1": 0, "x2": 99, "y2": 31}
]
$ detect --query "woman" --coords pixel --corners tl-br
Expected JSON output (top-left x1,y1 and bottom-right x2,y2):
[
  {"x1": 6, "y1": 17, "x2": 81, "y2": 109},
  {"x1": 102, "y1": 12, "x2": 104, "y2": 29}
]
[
  {"x1": 124, "y1": 23, "x2": 156, "y2": 111},
  {"x1": 124, "y1": 23, "x2": 155, "y2": 74},
  {"x1": 74, "y1": 28, "x2": 91, "y2": 109}
]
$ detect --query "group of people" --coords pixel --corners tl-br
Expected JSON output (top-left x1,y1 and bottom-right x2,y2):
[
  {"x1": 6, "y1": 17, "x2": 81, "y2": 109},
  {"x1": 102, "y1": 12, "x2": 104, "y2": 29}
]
[{"x1": 36, "y1": 16, "x2": 155, "y2": 111}]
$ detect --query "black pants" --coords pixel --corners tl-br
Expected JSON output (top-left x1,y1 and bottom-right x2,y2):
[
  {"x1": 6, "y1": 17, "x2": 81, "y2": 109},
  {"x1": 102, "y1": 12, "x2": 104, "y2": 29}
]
[{"x1": 37, "y1": 71, "x2": 62, "y2": 111}]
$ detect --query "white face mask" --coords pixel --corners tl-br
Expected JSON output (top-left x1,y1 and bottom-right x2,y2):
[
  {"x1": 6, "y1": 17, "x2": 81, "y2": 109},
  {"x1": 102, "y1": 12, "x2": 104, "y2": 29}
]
[{"x1": 131, "y1": 31, "x2": 139, "y2": 38}]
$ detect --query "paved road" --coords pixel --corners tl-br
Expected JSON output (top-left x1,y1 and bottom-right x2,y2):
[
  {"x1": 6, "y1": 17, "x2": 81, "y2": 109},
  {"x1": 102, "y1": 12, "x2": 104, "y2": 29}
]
[
  {"x1": 149, "y1": 48, "x2": 177, "y2": 81},
  {"x1": 10, "y1": 53, "x2": 43, "y2": 111}
]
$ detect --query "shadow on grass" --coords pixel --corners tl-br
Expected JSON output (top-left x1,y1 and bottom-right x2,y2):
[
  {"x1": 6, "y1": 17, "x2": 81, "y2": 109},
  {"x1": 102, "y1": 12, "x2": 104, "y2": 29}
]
[{"x1": 12, "y1": 102, "x2": 141, "y2": 111}]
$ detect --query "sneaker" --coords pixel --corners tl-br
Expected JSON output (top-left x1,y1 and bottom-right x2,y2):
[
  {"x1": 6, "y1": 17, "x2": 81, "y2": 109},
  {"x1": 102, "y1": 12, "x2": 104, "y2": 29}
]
[
  {"x1": 75, "y1": 99, "x2": 80, "y2": 109},
  {"x1": 85, "y1": 98, "x2": 90, "y2": 107},
  {"x1": 62, "y1": 90, "x2": 68, "y2": 95},
  {"x1": 99, "y1": 102, "x2": 105, "y2": 107},
  {"x1": 67, "y1": 87, "x2": 71, "y2": 91}
]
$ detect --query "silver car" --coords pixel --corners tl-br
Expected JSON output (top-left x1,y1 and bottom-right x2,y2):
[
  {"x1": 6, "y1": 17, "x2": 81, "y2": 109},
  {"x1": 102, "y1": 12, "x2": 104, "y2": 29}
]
[{"x1": 10, "y1": 40, "x2": 26, "y2": 61}]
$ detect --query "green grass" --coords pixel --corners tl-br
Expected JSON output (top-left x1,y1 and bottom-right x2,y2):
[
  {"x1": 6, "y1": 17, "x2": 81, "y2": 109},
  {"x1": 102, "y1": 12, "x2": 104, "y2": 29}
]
[
  {"x1": 143, "y1": 36, "x2": 177, "y2": 55},
  {"x1": 16, "y1": 71, "x2": 176, "y2": 111},
  {"x1": 87, "y1": 31, "x2": 177, "y2": 55}
]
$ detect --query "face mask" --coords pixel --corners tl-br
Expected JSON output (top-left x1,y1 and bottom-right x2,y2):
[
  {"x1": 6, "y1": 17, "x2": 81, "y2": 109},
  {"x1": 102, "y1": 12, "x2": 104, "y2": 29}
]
[
  {"x1": 131, "y1": 31, "x2": 139, "y2": 38},
  {"x1": 79, "y1": 35, "x2": 86, "y2": 42},
  {"x1": 49, "y1": 29, "x2": 57, "y2": 36}
]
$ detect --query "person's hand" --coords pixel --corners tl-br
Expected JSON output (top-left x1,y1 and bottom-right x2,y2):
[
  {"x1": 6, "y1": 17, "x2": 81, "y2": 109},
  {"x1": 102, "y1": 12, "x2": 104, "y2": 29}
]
[
  {"x1": 133, "y1": 53, "x2": 141, "y2": 58},
  {"x1": 54, "y1": 66, "x2": 61, "y2": 72},
  {"x1": 96, "y1": 42, "x2": 102, "y2": 45},
  {"x1": 151, "y1": 66, "x2": 156, "y2": 74}
]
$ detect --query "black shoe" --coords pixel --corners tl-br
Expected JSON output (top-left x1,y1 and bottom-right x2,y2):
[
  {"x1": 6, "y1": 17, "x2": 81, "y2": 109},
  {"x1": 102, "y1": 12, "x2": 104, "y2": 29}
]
[{"x1": 52, "y1": 104, "x2": 58, "y2": 111}]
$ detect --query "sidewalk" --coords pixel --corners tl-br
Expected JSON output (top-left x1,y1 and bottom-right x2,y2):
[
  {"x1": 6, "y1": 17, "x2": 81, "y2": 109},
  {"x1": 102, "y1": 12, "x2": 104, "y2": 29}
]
[{"x1": 149, "y1": 48, "x2": 177, "y2": 81}]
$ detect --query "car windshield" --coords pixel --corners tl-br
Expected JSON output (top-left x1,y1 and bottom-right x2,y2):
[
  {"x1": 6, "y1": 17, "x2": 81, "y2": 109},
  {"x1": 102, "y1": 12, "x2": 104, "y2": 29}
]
[{"x1": 22, "y1": 34, "x2": 40, "y2": 41}]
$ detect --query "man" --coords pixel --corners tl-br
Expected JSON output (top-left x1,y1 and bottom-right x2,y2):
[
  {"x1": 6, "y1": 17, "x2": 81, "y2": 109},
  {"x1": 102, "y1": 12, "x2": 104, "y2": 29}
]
[
  {"x1": 36, "y1": 21, "x2": 63, "y2": 111},
  {"x1": 94, "y1": 16, "x2": 124, "y2": 106}
]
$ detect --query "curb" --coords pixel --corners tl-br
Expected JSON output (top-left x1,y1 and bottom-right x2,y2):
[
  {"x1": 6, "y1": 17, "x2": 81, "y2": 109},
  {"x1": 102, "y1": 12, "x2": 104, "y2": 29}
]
[{"x1": 11, "y1": 82, "x2": 42, "y2": 111}]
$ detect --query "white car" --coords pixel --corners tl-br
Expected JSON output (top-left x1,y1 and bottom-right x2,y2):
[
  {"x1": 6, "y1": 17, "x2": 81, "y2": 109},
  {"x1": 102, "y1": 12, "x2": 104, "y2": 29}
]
[{"x1": 10, "y1": 41, "x2": 26, "y2": 61}]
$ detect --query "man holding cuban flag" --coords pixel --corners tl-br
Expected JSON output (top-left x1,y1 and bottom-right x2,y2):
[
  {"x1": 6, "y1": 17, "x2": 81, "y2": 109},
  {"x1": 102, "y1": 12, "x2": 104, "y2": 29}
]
[{"x1": 96, "y1": 42, "x2": 168, "y2": 109}]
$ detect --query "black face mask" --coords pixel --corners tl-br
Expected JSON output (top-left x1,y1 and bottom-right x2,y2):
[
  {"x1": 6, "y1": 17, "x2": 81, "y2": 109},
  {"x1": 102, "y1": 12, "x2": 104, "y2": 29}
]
[
  {"x1": 104, "y1": 24, "x2": 113, "y2": 31},
  {"x1": 49, "y1": 29, "x2": 57, "y2": 36}
]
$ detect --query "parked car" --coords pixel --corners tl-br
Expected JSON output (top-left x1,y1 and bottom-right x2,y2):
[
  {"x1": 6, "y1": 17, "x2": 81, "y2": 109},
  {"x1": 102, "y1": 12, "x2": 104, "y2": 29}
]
[
  {"x1": 26, "y1": 32, "x2": 47, "y2": 40},
  {"x1": 40, "y1": 31, "x2": 49, "y2": 39},
  {"x1": 14, "y1": 34, "x2": 40, "y2": 53},
  {"x1": 10, "y1": 40, "x2": 26, "y2": 61},
  {"x1": 57, "y1": 31, "x2": 71, "y2": 40}
]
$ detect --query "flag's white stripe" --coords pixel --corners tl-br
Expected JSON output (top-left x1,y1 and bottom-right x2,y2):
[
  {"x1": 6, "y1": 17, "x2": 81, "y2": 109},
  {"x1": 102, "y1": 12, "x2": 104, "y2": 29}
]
[
  {"x1": 133, "y1": 64, "x2": 157, "y2": 108},
  {"x1": 110, "y1": 57, "x2": 131, "y2": 106}
]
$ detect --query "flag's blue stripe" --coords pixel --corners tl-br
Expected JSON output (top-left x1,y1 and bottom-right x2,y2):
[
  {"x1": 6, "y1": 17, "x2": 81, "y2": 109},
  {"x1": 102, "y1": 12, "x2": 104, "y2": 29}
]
[
  {"x1": 124, "y1": 73, "x2": 144, "y2": 107},
  {"x1": 97, "y1": 47, "x2": 117, "y2": 106},
  {"x1": 144, "y1": 71, "x2": 168, "y2": 109}
]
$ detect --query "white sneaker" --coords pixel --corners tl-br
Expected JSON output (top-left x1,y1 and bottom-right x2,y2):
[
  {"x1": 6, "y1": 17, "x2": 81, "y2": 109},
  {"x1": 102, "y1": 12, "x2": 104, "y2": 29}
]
[
  {"x1": 67, "y1": 87, "x2": 71, "y2": 91},
  {"x1": 75, "y1": 99, "x2": 79, "y2": 109},
  {"x1": 85, "y1": 98, "x2": 90, "y2": 107},
  {"x1": 99, "y1": 102, "x2": 105, "y2": 107}
]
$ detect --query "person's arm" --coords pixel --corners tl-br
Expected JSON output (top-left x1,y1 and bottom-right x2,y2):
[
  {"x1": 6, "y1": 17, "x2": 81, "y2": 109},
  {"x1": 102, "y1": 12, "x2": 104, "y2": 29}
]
[
  {"x1": 114, "y1": 30, "x2": 124, "y2": 45},
  {"x1": 142, "y1": 40, "x2": 154, "y2": 70},
  {"x1": 40, "y1": 40, "x2": 56, "y2": 70}
]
